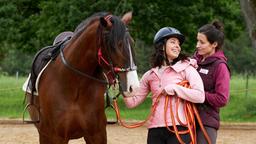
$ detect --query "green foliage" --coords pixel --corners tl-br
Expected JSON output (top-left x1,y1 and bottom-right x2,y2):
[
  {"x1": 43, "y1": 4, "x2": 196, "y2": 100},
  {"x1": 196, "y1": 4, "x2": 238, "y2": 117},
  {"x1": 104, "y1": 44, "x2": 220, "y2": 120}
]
[
  {"x1": 0, "y1": 1, "x2": 20, "y2": 61},
  {"x1": 0, "y1": 0, "x2": 252, "y2": 75},
  {"x1": 225, "y1": 32, "x2": 256, "y2": 74},
  {"x1": 252, "y1": 0, "x2": 256, "y2": 8},
  {"x1": 134, "y1": 40, "x2": 153, "y2": 74},
  {"x1": 17, "y1": 0, "x2": 134, "y2": 53},
  {"x1": 0, "y1": 49, "x2": 33, "y2": 75}
]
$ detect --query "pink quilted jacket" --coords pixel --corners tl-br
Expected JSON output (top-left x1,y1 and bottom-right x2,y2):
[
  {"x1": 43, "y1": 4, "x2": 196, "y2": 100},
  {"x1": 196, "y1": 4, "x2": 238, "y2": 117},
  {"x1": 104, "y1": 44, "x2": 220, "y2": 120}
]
[{"x1": 123, "y1": 59, "x2": 205, "y2": 129}]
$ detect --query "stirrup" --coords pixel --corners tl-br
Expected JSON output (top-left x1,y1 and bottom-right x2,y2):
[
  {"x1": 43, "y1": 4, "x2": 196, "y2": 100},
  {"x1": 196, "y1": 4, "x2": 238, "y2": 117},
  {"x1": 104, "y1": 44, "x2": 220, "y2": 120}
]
[
  {"x1": 105, "y1": 104, "x2": 118, "y2": 124},
  {"x1": 22, "y1": 103, "x2": 40, "y2": 124}
]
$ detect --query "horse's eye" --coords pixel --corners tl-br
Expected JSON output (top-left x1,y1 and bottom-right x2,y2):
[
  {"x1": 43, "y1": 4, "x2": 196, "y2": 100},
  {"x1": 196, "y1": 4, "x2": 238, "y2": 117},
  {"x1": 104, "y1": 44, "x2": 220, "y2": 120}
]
[{"x1": 118, "y1": 41, "x2": 124, "y2": 48}]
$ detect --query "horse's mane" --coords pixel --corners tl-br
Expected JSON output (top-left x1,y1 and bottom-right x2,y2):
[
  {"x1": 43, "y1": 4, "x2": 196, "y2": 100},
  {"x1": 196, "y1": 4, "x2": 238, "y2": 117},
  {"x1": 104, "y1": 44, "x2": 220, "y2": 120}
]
[
  {"x1": 73, "y1": 12, "x2": 130, "y2": 60},
  {"x1": 100, "y1": 14, "x2": 129, "y2": 58},
  {"x1": 73, "y1": 12, "x2": 108, "y2": 36}
]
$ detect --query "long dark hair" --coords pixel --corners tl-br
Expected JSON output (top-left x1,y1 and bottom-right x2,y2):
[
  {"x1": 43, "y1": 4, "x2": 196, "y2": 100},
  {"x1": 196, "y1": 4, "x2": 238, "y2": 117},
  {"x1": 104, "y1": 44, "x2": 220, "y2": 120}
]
[
  {"x1": 151, "y1": 38, "x2": 188, "y2": 68},
  {"x1": 198, "y1": 20, "x2": 224, "y2": 50}
]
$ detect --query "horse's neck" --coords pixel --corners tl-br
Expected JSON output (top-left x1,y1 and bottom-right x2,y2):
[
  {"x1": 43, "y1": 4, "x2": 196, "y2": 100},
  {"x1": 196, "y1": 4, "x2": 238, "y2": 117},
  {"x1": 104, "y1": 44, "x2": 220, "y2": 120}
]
[{"x1": 63, "y1": 34, "x2": 98, "y2": 74}]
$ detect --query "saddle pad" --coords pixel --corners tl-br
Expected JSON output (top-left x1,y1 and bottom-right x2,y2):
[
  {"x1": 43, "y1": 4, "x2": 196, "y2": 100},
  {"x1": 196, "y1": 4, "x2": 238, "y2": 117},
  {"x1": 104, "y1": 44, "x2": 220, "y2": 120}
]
[{"x1": 22, "y1": 60, "x2": 51, "y2": 96}]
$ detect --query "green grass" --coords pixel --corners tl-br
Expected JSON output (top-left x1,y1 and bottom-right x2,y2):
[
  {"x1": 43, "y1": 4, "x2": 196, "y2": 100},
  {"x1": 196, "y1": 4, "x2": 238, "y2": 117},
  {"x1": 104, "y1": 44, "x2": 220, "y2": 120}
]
[
  {"x1": 0, "y1": 75, "x2": 26, "y2": 118},
  {"x1": 221, "y1": 74, "x2": 256, "y2": 122},
  {"x1": 220, "y1": 95, "x2": 256, "y2": 122},
  {"x1": 229, "y1": 74, "x2": 256, "y2": 97},
  {"x1": 0, "y1": 75, "x2": 256, "y2": 122},
  {"x1": 105, "y1": 96, "x2": 152, "y2": 121}
]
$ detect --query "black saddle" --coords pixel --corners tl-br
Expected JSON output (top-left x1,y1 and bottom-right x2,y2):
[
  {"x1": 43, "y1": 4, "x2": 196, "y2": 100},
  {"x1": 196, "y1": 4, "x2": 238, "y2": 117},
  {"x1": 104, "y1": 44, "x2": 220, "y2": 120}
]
[{"x1": 28, "y1": 37, "x2": 72, "y2": 96}]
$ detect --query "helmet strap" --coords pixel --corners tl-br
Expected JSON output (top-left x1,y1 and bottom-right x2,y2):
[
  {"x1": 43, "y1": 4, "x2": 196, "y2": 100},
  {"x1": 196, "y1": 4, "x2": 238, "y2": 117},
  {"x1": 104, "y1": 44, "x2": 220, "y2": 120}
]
[{"x1": 163, "y1": 40, "x2": 169, "y2": 66}]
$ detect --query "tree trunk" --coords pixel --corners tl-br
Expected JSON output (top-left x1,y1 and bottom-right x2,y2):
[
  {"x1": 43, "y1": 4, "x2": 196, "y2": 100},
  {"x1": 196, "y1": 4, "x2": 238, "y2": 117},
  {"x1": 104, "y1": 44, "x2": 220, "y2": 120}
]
[{"x1": 239, "y1": 0, "x2": 256, "y2": 49}]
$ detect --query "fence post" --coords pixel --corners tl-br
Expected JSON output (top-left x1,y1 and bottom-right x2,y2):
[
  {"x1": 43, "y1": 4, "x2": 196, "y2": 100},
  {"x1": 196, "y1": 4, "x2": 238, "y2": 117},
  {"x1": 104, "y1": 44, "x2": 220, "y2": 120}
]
[
  {"x1": 245, "y1": 73, "x2": 249, "y2": 97},
  {"x1": 16, "y1": 71, "x2": 19, "y2": 80}
]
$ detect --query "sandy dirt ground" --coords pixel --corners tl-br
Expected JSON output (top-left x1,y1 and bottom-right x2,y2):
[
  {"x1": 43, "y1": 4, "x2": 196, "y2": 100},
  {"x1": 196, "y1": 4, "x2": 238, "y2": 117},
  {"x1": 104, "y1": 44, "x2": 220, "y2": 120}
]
[{"x1": 0, "y1": 120, "x2": 256, "y2": 144}]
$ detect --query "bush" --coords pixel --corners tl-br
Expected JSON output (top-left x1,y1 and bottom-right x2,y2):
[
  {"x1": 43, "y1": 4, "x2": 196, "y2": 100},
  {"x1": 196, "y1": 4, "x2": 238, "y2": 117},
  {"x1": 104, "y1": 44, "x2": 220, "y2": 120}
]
[{"x1": 0, "y1": 49, "x2": 33, "y2": 76}]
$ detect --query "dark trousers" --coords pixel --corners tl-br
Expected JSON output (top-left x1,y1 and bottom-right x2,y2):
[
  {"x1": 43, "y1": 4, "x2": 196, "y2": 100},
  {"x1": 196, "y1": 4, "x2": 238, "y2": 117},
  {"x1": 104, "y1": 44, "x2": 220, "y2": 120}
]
[
  {"x1": 147, "y1": 126, "x2": 191, "y2": 144},
  {"x1": 197, "y1": 126, "x2": 217, "y2": 144}
]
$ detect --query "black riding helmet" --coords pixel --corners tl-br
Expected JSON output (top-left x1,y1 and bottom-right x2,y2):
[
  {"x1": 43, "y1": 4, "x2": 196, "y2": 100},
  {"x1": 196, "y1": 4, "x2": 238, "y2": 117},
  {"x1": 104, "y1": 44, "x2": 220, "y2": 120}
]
[{"x1": 153, "y1": 27, "x2": 185, "y2": 45}]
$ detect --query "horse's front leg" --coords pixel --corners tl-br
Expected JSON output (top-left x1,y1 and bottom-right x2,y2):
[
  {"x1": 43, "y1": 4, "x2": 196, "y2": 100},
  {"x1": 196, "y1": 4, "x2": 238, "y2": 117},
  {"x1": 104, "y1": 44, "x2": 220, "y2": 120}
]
[
  {"x1": 83, "y1": 118, "x2": 107, "y2": 144},
  {"x1": 83, "y1": 129, "x2": 107, "y2": 144},
  {"x1": 38, "y1": 126, "x2": 69, "y2": 144},
  {"x1": 39, "y1": 133, "x2": 69, "y2": 144}
]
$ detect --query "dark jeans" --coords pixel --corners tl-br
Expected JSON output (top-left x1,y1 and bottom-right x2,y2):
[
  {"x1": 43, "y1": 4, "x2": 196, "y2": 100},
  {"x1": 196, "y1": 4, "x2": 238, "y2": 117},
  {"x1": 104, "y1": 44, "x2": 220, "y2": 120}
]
[
  {"x1": 197, "y1": 126, "x2": 217, "y2": 144},
  {"x1": 147, "y1": 126, "x2": 191, "y2": 144}
]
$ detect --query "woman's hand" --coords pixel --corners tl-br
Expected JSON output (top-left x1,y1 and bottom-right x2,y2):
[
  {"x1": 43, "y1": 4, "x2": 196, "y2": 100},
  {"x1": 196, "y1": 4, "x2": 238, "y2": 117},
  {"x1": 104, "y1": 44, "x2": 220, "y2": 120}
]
[
  {"x1": 189, "y1": 58, "x2": 198, "y2": 69},
  {"x1": 123, "y1": 85, "x2": 138, "y2": 98},
  {"x1": 163, "y1": 84, "x2": 177, "y2": 96}
]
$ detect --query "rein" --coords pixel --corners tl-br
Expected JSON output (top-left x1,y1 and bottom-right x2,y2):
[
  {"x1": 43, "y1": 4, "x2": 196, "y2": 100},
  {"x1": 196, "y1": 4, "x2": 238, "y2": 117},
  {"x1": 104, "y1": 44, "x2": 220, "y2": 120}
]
[{"x1": 60, "y1": 47, "x2": 108, "y2": 84}]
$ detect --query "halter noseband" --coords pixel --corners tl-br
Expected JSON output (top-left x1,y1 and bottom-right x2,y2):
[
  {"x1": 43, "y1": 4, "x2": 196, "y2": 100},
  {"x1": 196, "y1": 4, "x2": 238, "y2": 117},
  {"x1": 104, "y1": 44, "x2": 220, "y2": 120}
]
[
  {"x1": 97, "y1": 48, "x2": 136, "y2": 73},
  {"x1": 96, "y1": 14, "x2": 137, "y2": 84}
]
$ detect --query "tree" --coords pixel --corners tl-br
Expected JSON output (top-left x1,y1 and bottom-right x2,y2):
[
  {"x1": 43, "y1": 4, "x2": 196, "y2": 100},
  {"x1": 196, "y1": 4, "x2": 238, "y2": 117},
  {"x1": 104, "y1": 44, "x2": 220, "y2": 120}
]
[
  {"x1": 239, "y1": 0, "x2": 256, "y2": 49},
  {"x1": 128, "y1": 0, "x2": 244, "y2": 73},
  {"x1": 0, "y1": 0, "x2": 250, "y2": 75},
  {"x1": 0, "y1": 1, "x2": 21, "y2": 61},
  {"x1": 225, "y1": 32, "x2": 256, "y2": 74}
]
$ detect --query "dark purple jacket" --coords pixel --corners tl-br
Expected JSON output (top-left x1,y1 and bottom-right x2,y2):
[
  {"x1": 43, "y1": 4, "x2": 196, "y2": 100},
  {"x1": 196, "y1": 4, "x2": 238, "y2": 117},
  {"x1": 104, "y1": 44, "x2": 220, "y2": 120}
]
[{"x1": 194, "y1": 50, "x2": 230, "y2": 129}]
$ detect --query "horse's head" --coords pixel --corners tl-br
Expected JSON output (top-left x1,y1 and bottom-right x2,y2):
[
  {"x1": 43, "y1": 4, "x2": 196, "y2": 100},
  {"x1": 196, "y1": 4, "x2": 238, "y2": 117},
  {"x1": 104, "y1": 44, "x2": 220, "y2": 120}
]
[{"x1": 97, "y1": 12, "x2": 139, "y2": 93}]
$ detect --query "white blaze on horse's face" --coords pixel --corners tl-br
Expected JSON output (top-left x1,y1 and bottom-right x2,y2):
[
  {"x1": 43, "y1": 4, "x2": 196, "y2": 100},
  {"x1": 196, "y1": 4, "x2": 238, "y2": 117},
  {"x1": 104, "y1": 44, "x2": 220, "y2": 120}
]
[
  {"x1": 126, "y1": 70, "x2": 140, "y2": 93},
  {"x1": 125, "y1": 42, "x2": 139, "y2": 93},
  {"x1": 121, "y1": 11, "x2": 139, "y2": 93}
]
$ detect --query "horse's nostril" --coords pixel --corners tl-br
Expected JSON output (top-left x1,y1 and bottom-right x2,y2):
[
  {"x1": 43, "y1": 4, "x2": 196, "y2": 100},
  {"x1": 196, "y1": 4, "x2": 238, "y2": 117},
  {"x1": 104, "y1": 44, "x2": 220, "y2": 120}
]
[{"x1": 129, "y1": 86, "x2": 133, "y2": 92}]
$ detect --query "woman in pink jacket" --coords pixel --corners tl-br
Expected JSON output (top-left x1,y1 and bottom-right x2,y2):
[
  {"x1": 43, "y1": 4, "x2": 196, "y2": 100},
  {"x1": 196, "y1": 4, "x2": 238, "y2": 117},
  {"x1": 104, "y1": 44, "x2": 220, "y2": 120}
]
[{"x1": 123, "y1": 27, "x2": 205, "y2": 144}]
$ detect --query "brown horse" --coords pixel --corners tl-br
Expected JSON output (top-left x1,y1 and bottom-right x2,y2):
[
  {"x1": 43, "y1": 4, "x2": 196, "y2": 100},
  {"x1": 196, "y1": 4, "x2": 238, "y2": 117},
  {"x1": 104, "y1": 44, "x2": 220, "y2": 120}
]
[{"x1": 25, "y1": 12, "x2": 139, "y2": 144}]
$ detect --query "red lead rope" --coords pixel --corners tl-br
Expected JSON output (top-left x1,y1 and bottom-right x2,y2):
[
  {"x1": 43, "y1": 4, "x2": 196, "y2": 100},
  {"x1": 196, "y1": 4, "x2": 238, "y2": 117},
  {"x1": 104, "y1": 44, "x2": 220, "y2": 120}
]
[{"x1": 112, "y1": 80, "x2": 211, "y2": 144}]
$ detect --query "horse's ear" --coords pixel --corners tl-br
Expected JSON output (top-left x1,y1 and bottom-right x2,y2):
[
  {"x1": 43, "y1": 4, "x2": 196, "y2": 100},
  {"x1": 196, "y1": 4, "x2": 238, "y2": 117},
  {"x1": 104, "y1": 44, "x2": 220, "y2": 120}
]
[
  {"x1": 100, "y1": 17, "x2": 108, "y2": 27},
  {"x1": 121, "y1": 11, "x2": 132, "y2": 25}
]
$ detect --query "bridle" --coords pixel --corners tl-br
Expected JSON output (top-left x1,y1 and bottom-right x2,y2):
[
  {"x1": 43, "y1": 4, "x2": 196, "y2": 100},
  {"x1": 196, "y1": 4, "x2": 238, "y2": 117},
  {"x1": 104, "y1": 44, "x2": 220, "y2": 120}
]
[{"x1": 60, "y1": 14, "x2": 137, "y2": 86}]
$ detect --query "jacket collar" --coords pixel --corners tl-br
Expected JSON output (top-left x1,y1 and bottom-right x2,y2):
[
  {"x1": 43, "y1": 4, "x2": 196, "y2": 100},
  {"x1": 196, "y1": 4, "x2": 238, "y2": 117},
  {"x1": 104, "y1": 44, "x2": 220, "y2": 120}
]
[
  {"x1": 150, "y1": 59, "x2": 192, "y2": 74},
  {"x1": 194, "y1": 50, "x2": 227, "y2": 65}
]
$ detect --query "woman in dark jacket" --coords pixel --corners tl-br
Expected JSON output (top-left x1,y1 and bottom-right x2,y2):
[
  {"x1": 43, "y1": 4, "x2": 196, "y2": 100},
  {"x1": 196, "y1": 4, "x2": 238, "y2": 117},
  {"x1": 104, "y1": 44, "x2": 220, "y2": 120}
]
[{"x1": 194, "y1": 21, "x2": 230, "y2": 144}]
